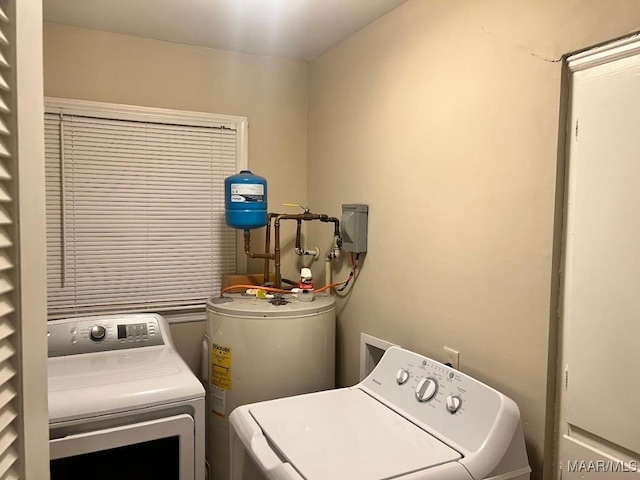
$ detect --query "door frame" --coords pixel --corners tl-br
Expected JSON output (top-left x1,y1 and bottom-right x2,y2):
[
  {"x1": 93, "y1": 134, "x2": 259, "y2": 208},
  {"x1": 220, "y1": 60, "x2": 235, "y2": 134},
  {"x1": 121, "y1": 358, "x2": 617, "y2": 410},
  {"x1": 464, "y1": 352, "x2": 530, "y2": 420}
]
[{"x1": 554, "y1": 34, "x2": 640, "y2": 479}]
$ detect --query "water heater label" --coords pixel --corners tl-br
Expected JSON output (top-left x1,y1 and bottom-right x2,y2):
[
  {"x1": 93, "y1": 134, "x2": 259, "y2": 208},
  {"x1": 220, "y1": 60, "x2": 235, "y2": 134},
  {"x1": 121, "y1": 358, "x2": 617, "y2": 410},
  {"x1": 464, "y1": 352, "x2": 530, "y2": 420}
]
[
  {"x1": 230, "y1": 183, "x2": 264, "y2": 202},
  {"x1": 211, "y1": 342, "x2": 232, "y2": 417},
  {"x1": 211, "y1": 386, "x2": 226, "y2": 417}
]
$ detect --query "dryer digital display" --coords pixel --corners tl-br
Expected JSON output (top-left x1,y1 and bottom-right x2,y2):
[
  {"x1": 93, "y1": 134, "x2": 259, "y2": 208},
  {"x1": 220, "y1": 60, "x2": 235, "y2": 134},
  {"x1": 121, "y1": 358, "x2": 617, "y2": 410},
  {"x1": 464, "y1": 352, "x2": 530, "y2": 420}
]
[{"x1": 118, "y1": 323, "x2": 148, "y2": 339}]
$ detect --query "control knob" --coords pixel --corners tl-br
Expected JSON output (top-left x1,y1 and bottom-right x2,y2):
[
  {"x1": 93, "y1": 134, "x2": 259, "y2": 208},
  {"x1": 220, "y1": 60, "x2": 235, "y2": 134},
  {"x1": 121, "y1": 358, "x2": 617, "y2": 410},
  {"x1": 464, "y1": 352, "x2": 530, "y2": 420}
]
[
  {"x1": 446, "y1": 395, "x2": 462, "y2": 413},
  {"x1": 415, "y1": 377, "x2": 438, "y2": 402},
  {"x1": 89, "y1": 325, "x2": 107, "y2": 341},
  {"x1": 396, "y1": 369, "x2": 410, "y2": 385}
]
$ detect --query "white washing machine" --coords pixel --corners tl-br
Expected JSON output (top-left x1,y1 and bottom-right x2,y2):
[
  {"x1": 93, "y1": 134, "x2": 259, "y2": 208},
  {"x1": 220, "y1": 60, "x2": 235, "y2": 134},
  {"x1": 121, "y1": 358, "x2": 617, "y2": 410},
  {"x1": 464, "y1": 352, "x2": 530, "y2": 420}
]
[
  {"x1": 229, "y1": 346, "x2": 531, "y2": 480},
  {"x1": 48, "y1": 313, "x2": 205, "y2": 480}
]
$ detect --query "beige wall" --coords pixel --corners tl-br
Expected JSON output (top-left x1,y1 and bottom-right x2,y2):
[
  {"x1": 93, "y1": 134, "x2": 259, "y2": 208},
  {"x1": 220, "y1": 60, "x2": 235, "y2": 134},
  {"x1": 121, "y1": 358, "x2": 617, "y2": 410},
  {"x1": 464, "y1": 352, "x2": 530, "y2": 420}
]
[
  {"x1": 307, "y1": 2, "x2": 640, "y2": 479},
  {"x1": 43, "y1": 23, "x2": 310, "y2": 376}
]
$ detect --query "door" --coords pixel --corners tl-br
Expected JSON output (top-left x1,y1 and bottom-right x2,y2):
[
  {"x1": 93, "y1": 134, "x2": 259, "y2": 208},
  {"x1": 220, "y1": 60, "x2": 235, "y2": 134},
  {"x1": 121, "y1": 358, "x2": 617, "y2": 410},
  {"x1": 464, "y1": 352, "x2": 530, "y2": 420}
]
[
  {"x1": 557, "y1": 37, "x2": 640, "y2": 478},
  {"x1": 50, "y1": 414, "x2": 195, "y2": 480}
]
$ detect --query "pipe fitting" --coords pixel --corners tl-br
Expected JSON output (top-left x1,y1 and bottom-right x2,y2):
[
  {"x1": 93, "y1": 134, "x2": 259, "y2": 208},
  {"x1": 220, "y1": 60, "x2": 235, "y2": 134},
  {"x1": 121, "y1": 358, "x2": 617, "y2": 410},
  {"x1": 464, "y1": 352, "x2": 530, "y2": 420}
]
[{"x1": 295, "y1": 246, "x2": 320, "y2": 259}]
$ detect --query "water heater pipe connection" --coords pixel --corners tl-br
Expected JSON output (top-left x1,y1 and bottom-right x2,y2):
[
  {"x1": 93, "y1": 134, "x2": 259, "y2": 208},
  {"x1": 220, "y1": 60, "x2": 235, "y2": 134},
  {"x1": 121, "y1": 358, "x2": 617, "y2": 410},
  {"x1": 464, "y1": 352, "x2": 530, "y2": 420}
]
[
  {"x1": 292, "y1": 218, "x2": 320, "y2": 258},
  {"x1": 243, "y1": 210, "x2": 341, "y2": 289}
]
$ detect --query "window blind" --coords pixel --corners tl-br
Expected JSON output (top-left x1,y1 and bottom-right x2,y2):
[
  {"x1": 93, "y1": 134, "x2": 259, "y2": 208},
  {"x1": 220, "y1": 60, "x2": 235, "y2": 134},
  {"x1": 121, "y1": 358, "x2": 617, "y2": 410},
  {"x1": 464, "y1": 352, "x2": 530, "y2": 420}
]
[
  {"x1": 45, "y1": 107, "x2": 240, "y2": 321},
  {"x1": 0, "y1": 2, "x2": 19, "y2": 478}
]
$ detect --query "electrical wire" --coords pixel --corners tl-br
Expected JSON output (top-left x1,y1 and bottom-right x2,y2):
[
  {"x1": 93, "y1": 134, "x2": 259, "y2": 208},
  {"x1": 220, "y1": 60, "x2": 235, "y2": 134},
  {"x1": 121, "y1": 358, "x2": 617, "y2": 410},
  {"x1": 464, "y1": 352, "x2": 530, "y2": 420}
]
[
  {"x1": 337, "y1": 253, "x2": 359, "y2": 292},
  {"x1": 314, "y1": 252, "x2": 360, "y2": 293},
  {"x1": 222, "y1": 252, "x2": 361, "y2": 296},
  {"x1": 220, "y1": 284, "x2": 292, "y2": 296}
]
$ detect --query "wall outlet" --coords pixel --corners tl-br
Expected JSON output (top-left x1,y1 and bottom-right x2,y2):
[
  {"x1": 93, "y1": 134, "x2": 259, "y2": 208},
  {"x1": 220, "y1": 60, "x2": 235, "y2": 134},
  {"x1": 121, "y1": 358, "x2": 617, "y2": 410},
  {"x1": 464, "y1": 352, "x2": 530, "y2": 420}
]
[{"x1": 444, "y1": 346, "x2": 459, "y2": 370}]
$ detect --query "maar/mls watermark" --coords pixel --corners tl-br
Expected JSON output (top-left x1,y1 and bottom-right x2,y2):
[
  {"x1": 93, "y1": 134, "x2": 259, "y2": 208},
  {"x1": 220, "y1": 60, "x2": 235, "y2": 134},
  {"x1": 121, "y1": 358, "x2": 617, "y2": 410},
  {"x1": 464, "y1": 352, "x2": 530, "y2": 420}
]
[{"x1": 566, "y1": 460, "x2": 639, "y2": 473}]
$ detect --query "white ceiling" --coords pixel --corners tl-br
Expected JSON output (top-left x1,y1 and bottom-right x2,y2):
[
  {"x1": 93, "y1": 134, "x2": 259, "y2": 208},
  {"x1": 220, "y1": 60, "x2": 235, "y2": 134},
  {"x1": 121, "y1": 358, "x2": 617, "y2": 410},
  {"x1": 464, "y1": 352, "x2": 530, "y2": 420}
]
[{"x1": 43, "y1": 0, "x2": 408, "y2": 61}]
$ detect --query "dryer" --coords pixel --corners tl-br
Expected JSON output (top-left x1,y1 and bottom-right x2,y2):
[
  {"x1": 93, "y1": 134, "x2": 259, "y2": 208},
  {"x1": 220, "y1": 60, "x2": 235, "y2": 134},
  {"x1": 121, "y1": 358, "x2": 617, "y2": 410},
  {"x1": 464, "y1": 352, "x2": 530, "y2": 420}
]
[
  {"x1": 48, "y1": 313, "x2": 205, "y2": 480},
  {"x1": 229, "y1": 346, "x2": 531, "y2": 480}
]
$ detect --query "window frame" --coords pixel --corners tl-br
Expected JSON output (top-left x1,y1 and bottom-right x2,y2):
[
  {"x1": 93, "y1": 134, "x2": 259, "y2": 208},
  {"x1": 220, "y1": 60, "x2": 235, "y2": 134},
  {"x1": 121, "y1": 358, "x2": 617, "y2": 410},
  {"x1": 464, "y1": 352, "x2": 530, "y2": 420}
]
[{"x1": 44, "y1": 97, "x2": 248, "y2": 323}]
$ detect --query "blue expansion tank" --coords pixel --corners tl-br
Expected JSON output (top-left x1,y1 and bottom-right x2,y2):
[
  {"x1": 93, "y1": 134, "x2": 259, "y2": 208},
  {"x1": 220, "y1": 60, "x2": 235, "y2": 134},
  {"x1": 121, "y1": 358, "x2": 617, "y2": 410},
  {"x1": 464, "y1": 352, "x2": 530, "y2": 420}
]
[{"x1": 224, "y1": 170, "x2": 268, "y2": 230}]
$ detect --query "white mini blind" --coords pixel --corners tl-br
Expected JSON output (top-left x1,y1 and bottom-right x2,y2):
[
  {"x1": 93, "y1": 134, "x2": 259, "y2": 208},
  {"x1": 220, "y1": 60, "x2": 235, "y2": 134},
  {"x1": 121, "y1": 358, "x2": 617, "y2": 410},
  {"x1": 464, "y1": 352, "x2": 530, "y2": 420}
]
[
  {"x1": 45, "y1": 106, "x2": 240, "y2": 320},
  {"x1": 0, "y1": 2, "x2": 19, "y2": 478}
]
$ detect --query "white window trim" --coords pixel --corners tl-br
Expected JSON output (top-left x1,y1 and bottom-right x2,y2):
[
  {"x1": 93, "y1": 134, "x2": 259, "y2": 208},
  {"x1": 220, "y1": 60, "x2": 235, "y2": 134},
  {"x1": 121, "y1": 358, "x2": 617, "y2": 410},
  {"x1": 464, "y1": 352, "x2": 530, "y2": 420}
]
[{"x1": 44, "y1": 97, "x2": 249, "y2": 171}]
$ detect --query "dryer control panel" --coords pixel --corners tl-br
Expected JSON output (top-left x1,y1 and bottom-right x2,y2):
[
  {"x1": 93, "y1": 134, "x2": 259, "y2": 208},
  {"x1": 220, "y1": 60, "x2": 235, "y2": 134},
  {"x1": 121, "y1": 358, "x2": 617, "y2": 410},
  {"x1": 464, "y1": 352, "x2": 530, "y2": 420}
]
[
  {"x1": 359, "y1": 346, "x2": 519, "y2": 455},
  {"x1": 48, "y1": 313, "x2": 165, "y2": 357}
]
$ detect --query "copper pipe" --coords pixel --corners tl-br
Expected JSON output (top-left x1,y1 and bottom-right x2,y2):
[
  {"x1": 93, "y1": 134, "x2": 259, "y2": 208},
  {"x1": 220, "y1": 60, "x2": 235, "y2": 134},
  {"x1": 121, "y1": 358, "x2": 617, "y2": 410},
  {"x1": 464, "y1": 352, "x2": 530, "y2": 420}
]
[
  {"x1": 274, "y1": 217, "x2": 282, "y2": 288},
  {"x1": 243, "y1": 212, "x2": 342, "y2": 290},
  {"x1": 276, "y1": 213, "x2": 326, "y2": 222},
  {"x1": 263, "y1": 213, "x2": 276, "y2": 284},
  {"x1": 327, "y1": 217, "x2": 340, "y2": 237},
  {"x1": 295, "y1": 219, "x2": 302, "y2": 252},
  {"x1": 244, "y1": 230, "x2": 273, "y2": 260}
]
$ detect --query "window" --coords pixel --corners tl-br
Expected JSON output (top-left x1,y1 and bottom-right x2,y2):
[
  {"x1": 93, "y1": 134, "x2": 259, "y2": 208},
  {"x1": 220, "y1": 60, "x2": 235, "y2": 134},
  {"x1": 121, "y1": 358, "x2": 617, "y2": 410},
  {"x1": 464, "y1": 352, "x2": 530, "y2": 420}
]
[{"x1": 44, "y1": 98, "x2": 246, "y2": 322}]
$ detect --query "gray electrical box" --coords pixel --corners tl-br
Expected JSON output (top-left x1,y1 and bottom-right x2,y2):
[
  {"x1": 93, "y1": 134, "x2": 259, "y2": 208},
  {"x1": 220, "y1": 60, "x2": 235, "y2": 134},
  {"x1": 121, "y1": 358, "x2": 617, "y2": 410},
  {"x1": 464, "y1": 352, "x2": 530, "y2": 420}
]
[{"x1": 341, "y1": 204, "x2": 368, "y2": 253}]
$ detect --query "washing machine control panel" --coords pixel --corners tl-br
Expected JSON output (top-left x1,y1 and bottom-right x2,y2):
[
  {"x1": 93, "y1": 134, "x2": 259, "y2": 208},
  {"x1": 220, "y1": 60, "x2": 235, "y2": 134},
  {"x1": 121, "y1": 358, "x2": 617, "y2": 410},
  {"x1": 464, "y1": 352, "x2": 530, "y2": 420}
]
[
  {"x1": 360, "y1": 347, "x2": 510, "y2": 453},
  {"x1": 48, "y1": 314, "x2": 165, "y2": 357}
]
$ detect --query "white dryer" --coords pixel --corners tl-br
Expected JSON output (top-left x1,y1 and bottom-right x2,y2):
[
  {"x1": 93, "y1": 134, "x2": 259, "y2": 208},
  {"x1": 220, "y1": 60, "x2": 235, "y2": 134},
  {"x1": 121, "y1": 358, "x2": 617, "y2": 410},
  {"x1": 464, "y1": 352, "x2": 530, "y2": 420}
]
[
  {"x1": 48, "y1": 313, "x2": 205, "y2": 480},
  {"x1": 229, "y1": 346, "x2": 531, "y2": 480}
]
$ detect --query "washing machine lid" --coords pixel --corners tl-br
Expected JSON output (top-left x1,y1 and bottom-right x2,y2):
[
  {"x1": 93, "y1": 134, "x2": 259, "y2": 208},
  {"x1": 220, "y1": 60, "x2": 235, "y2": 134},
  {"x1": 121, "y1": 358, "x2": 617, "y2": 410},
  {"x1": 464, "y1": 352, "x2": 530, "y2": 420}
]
[{"x1": 249, "y1": 388, "x2": 461, "y2": 480}]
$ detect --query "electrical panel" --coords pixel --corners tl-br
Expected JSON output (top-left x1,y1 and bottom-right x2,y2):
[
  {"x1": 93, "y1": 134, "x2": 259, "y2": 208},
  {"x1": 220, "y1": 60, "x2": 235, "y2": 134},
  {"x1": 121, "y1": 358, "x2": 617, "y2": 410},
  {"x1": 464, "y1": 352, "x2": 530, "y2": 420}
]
[{"x1": 341, "y1": 204, "x2": 368, "y2": 253}]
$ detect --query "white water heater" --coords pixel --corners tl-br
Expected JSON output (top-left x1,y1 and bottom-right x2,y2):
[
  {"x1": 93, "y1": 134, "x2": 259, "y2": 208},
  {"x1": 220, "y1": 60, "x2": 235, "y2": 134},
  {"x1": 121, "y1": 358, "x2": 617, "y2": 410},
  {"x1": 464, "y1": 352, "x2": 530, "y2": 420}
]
[{"x1": 204, "y1": 294, "x2": 336, "y2": 480}]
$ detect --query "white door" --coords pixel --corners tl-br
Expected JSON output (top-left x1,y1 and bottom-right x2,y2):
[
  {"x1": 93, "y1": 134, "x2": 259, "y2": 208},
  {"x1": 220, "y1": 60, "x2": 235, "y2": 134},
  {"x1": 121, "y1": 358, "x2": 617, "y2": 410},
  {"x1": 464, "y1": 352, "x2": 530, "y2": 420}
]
[{"x1": 557, "y1": 37, "x2": 640, "y2": 478}]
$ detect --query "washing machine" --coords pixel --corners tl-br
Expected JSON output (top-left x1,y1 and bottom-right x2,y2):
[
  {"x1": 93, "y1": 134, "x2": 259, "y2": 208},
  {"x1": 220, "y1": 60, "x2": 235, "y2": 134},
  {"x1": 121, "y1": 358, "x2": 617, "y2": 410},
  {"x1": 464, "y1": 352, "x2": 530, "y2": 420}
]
[
  {"x1": 229, "y1": 346, "x2": 531, "y2": 480},
  {"x1": 48, "y1": 313, "x2": 205, "y2": 480}
]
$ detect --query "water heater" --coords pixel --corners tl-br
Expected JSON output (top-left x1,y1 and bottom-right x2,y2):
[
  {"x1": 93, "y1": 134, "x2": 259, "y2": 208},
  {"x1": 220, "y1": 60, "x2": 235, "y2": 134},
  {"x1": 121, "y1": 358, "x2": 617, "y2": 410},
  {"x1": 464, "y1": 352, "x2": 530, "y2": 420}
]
[{"x1": 204, "y1": 294, "x2": 336, "y2": 480}]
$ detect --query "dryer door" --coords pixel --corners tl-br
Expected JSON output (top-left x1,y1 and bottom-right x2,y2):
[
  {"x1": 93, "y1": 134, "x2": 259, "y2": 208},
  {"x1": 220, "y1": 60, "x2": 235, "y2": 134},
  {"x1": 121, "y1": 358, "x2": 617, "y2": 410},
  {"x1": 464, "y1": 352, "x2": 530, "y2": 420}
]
[{"x1": 50, "y1": 414, "x2": 194, "y2": 480}]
